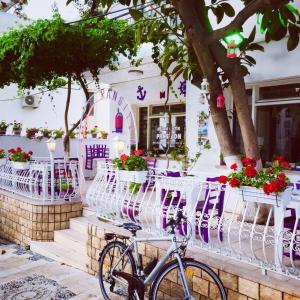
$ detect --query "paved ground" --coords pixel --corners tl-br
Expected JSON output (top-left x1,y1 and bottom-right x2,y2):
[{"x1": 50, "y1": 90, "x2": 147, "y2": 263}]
[{"x1": 0, "y1": 239, "x2": 103, "y2": 300}]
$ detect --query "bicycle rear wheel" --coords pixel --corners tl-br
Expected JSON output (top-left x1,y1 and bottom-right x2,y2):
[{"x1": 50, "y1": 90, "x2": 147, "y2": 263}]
[
  {"x1": 149, "y1": 258, "x2": 227, "y2": 300},
  {"x1": 98, "y1": 240, "x2": 136, "y2": 300}
]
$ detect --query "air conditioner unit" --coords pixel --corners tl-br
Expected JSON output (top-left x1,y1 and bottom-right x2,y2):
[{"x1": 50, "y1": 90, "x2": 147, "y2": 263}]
[{"x1": 22, "y1": 95, "x2": 39, "y2": 109}]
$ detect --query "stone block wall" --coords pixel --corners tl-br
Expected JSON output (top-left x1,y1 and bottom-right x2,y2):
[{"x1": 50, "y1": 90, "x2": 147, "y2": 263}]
[
  {"x1": 0, "y1": 192, "x2": 82, "y2": 246},
  {"x1": 87, "y1": 221, "x2": 300, "y2": 300}
]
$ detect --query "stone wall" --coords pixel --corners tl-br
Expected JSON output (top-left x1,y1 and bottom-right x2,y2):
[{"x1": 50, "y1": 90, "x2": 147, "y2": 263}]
[
  {"x1": 0, "y1": 191, "x2": 82, "y2": 246},
  {"x1": 87, "y1": 221, "x2": 300, "y2": 300}
]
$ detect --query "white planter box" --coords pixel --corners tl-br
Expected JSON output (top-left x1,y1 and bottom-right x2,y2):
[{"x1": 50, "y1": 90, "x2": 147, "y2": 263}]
[
  {"x1": 0, "y1": 158, "x2": 6, "y2": 167},
  {"x1": 12, "y1": 161, "x2": 30, "y2": 170},
  {"x1": 238, "y1": 186, "x2": 293, "y2": 208},
  {"x1": 117, "y1": 170, "x2": 148, "y2": 184}
]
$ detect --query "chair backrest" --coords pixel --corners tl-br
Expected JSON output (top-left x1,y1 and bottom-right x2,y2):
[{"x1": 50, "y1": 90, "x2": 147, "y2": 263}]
[{"x1": 146, "y1": 158, "x2": 157, "y2": 168}]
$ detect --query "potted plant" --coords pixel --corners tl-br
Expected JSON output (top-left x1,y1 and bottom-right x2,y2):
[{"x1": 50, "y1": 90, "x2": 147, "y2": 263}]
[
  {"x1": 0, "y1": 148, "x2": 6, "y2": 166},
  {"x1": 12, "y1": 121, "x2": 22, "y2": 136},
  {"x1": 8, "y1": 147, "x2": 33, "y2": 169},
  {"x1": 218, "y1": 155, "x2": 292, "y2": 207},
  {"x1": 52, "y1": 129, "x2": 64, "y2": 139},
  {"x1": 40, "y1": 128, "x2": 52, "y2": 139},
  {"x1": 99, "y1": 130, "x2": 108, "y2": 139},
  {"x1": 113, "y1": 150, "x2": 148, "y2": 185},
  {"x1": 26, "y1": 128, "x2": 39, "y2": 139},
  {"x1": 0, "y1": 121, "x2": 10, "y2": 136},
  {"x1": 89, "y1": 125, "x2": 99, "y2": 138}
]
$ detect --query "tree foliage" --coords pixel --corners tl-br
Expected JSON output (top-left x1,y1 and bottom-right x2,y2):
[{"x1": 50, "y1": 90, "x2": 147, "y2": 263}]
[{"x1": 0, "y1": 13, "x2": 137, "y2": 90}]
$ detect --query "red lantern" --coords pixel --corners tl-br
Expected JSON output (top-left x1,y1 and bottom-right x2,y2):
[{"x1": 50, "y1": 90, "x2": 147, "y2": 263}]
[
  {"x1": 227, "y1": 43, "x2": 237, "y2": 58},
  {"x1": 217, "y1": 93, "x2": 225, "y2": 108}
]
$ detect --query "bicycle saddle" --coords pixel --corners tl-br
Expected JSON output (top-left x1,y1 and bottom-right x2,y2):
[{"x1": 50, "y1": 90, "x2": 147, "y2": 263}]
[{"x1": 123, "y1": 223, "x2": 142, "y2": 235}]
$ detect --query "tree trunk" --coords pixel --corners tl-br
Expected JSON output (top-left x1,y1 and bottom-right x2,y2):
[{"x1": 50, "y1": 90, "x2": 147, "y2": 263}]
[
  {"x1": 229, "y1": 64, "x2": 262, "y2": 168},
  {"x1": 63, "y1": 75, "x2": 72, "y2": 157},
  {"x1": 171, "y1": 0, "x2": 238, "y2": 164}
]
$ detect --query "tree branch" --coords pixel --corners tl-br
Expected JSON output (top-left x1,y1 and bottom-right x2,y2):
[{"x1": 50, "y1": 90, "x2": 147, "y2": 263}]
[{"x1": 209, "y1": 0, "x2": 290, "y2": 42}]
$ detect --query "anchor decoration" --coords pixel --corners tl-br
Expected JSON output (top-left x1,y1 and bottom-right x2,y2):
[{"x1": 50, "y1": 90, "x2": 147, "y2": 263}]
[
  {"x1": 137, "y1": 85, "x2": 147, "y2": 101},
  {"x1": 178, "y1": 80, "x2": 186, "y2": 97},
  {"x1": 160, "y1": 91, "x2": 166, "y2": 99}
]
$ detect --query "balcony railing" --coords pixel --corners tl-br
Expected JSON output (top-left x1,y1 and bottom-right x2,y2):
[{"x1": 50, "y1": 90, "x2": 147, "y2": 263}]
[
  {"x1": 86, "y1": 162, "x2": 300, "y2": 280},
  {"x1": 0, "y1": 158, "x2": 80, "y2": 202}
]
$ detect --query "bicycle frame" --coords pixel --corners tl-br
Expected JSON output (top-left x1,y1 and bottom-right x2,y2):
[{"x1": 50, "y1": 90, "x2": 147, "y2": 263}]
[{"x1": 110, "y1": 232, "x2": 192, "y2": 299}]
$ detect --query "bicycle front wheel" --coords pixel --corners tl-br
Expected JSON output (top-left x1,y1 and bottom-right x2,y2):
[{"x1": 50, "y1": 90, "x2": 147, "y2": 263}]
[
  {"x1": 149, "y1": 258, "x2": 227, "y2": 300},
  {"x1": 98, "y1": 240, "x2": 136, "y2": 300}
]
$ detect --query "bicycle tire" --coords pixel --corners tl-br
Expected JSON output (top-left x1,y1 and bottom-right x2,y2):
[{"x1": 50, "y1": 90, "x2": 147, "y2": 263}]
[
  {"x1": 98, "y1": 240, "x2": 137, "y2": 300},
  {"x1": 149, "y1": 258, "x2": 227, "y2": 300}
]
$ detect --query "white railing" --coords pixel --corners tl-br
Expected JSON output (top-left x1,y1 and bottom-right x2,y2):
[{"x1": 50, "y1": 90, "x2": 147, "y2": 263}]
[
  {"x1": 0, "y1": 158, "x2": 80, "y2": 202},
  {"x1": 86, "y1": 162, "x2": 300, "y2": 279}
]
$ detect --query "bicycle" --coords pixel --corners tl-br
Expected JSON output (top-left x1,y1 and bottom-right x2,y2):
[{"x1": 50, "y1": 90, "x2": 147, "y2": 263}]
[{"x1": 98, "y1": 211, "x2": 227, "y2": 300}]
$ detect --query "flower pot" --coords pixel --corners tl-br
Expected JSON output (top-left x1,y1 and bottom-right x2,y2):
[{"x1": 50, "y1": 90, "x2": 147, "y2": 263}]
[
  {"x1": 0, "y1": 129, "x2": 7, "y2": 136},
  {"x1": 117, "y1": 170, "x2": 148, "y2": 184},
  {"x1": 13, "y1": 130, "x2": 21, "y2": 136},
  {"x1": 0, "y1": 158, "x2": 6, "y2": 167},
  {"x1": 238, "y1": 186, "x2": 293, "y2": 208},
  {"x1": 92, "y1": 134, "x2": 97, "y2": 138},
  {"x1": 12, "y1": 161, "x2": 30, "y2": 170}
]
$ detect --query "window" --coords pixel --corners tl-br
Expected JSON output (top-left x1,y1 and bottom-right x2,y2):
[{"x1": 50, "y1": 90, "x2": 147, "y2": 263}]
[
  {"x1": 259, "y1": 83, "x2": 300, "y2": 101},
  {"x1": 256, "y1": 104, "x2": 300, "y2": 163},
  {"x1": 138, "y1": 104, "x2": 186, "y2": 153}
]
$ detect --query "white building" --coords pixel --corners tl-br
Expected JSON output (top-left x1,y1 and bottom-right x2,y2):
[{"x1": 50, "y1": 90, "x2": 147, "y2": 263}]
[{"x1": 1, "y1": 2, "x2": 300, "y2": 173}]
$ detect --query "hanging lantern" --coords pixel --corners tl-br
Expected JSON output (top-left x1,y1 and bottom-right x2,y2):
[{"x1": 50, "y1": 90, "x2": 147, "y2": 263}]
[
  {"x1": 217, "y1": 93, "x2": 225, "y2": 108},
  {"x1": 224, "y1": 32, "x2": 244, "y2": 59},
  {"x1": 201, "y1": 78, "x2": 209, "y2": 94},
  {"x1": 115, "y1": 109, "x2": 123, "y2": 133},
  {"x1": 227, "y1": 43, "x2": 237, "y2": 58}
]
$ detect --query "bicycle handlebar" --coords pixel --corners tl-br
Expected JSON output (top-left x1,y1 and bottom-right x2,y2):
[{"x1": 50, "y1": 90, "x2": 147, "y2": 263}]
[{"x1": 166, "y1": 211, "x2": 186, "y2": 229}]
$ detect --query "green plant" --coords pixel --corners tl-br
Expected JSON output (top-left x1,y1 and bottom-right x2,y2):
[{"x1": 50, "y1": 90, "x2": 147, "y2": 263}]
[
  {"x1": 218, "y1": 156, "x2": 291, "y2": 195},
  {"x1": 52, "y1": 129, "x2": 64, "y2": 139},
  {"x1": 40, "y1": 128, "x2": 51, "y2": 138},
  {"x1": 0, "y1": 149, "x2": 5, "y2": 159},
  {"x1": 129, "y1": 182, "x2": 141, "y2": 194},
  {"x1": 89, "y1": 125, "x2": 98, "y2": 135},
  {"x1": 0, "y1": 121, "x2": 9, "y2": 130},
  {"x1": 8, "y1": 147, "x2": 32, "y2": 162},
  {"x1": 12, "y1": 120, "x2": 22, "y2": 131}
]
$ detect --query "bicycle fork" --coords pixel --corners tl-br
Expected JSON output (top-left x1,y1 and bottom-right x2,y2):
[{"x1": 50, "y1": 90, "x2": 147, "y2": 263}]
[{"x1": 175, "y1": 254, "x2": 195, "y2": 300}]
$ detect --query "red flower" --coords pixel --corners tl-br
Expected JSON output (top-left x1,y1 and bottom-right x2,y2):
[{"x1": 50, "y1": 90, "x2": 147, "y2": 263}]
[
  {"x1": 277, "y1": 173, "x2": 285, "y2": 181},
  {"x1": 229, "y1": 177, "x2": 240, "y2": 188},
  {"x1": 280, "y1": 161, "x2": 291, "y2": 169},
  {"x1": 28, "y1": 151, "x2": 33, "y2": 155},
  {"x1": 218, "y1": 175, "x2": 228, "y2": 184},
  {"x1": 23, "y1": 153, "x2": 28, "y2": 159},
  {"x1": 263, "y1": 183, "x2": 272, "y2": 195},
  {"x1": 8, "y1": 148, "x2": 15, "y2": 153},
  {"x1": 135, "y1": 149, "x2": 143, "y2": 156},
  {"x1": 120, "y1": 154, "x2": 129, "y2": 161},
  {"x1": 270, "y1": 180, "x2": 280, "y2": 193},
  {"x1": 245, "y1": 165, "x2": 257, "y2": 177},
  {"x1": 242, "y1": 157, "x2": 256, "y2": 167},
  {"x1": 230, "y1": 163, "x2": 238, "y2": 170},
  {"x1": 16, "y1": 147, "x2": 22, "y2": 152}
]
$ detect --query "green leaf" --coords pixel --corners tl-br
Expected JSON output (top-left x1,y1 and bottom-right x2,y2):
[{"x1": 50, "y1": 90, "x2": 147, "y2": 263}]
[
  {"x1": 248, "y1": 26, "x2": 256, "y2": 43},
  {"x1": 129, "y1": 8, "x2": 144, "y2": 21},
  {"x1": 221, "y1": 3, "x2": 235, "y2": 17}
]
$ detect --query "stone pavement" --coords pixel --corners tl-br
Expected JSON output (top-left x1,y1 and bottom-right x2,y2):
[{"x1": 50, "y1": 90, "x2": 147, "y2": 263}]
[{"x1": 0, "y1": 239, "x2": 103, "y2": 300}]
